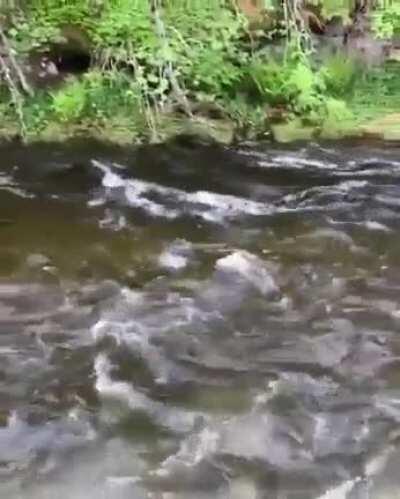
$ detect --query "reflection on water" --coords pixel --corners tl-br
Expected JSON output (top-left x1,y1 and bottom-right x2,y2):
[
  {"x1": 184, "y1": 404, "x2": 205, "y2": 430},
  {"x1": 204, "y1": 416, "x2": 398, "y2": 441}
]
[{"x1": 1, "y1": 139, "x2": 400, "y2": 498}]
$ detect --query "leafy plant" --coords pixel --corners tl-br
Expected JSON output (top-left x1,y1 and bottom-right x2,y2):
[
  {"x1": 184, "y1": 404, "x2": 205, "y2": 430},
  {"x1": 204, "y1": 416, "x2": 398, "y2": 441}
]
[
  {"x1": 51, "y1": 77, "x2": 86, "y2": 122},
  {"x1": 319, "y1": 54, "x2": 358, "y2": 97},
  {"x1": 373, "y1": 2, "x2": 400, "y2": 39},
  {"x1": 321, "y1": 96, "x2": 354, "y2": 132}
]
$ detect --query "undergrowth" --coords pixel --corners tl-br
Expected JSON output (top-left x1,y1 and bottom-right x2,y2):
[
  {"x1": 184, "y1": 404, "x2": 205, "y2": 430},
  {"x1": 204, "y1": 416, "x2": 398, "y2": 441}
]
[{"x1": 0, "y1": 0, "x2": 398, "y2": 143}]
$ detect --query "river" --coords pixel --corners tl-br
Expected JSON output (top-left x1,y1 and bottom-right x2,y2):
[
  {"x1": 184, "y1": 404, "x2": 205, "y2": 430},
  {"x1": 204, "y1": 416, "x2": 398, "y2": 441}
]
[{"x1": 1, "y1": 138, "x2": 400, "y2": 498}]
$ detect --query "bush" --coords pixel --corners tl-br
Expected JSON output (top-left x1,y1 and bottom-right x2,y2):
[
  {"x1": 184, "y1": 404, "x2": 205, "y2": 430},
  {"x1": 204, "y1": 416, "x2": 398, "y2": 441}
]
[
  {"x1": 319, "y1": 54, "x2": 358, "y2": 97},
  {"x1": 373, "y1": 3, "x2": 400, "y2": 39},
  {"x1": 50, "y1": 70, "x2": 144, "y2": 125},
  {"x1": 51, "y1": 77, "x2": 86, "y2": 122}
]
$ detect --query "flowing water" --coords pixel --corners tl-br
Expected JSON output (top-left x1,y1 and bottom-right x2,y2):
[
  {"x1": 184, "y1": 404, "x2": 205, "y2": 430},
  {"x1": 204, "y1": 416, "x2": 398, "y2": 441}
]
[{"x1": 1, "y1": 138, "x2": 400, "y2": 499}]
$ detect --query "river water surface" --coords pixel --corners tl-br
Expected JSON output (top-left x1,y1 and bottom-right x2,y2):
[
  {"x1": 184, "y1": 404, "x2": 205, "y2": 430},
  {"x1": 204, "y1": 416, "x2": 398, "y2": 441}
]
[{"x1": 1, "y1": 139, "x2": 400, "y2": 498}]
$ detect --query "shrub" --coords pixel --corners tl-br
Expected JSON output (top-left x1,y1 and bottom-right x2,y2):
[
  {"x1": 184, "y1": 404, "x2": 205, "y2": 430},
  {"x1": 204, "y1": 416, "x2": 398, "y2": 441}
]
[
  {"x1": 319, "y1": 54, "x2": 358, "y2": 97},
  {"x1": 51, "y1": 77, "x2": 87, "y2": 122}
]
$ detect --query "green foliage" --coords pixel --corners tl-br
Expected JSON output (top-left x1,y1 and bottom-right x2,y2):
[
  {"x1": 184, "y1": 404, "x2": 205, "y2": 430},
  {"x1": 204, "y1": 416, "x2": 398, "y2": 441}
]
[
  {"x1": 319, "y1": 54, "x2": 358, "y2": 97},
  {"x1": 246, "y1": 57, "x2": 290, "y2": 105},
  {"x1": 8, "y1": 1, "x2": 93, "y2": 52},
  {"x1": 287, "y1": 62, "x2": 323, "y2": 115},
  {"x1": 225, "y1": 96, "x2": 266, "y2": 138},
  {"x1": 51, "y1": 78, "x2": 86, "y2": 122},
  {"x1": 243, "y1": 46, "x2": 358, "y2": 130},
  {"x1": 0, "y1": 0, "x2": 399, "y2": 143},
  {"x1": 349, "y1": 62, "x2": 400, "y2": 122},
  {"x1": 246, "y1": 56, "x2": 320, "y2": 115},
  {"x1": 373, "y1": 2, "x2": 400, "y2": 39},
  {"x1": 163, "y1": 3, "x2": 247, "y2": 98},
  {"x1": 321, "y1": 97, "x2": 354, "y2": 134},
  {"x1": 92, "y1": 0, "x2": 154, "y2": 64},
  {"x1": 50, "y1": 70, "x2": 144, "y2": 124}
]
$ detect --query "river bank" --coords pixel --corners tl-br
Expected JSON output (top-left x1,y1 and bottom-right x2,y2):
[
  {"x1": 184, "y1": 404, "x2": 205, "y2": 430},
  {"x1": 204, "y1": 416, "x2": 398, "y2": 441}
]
[{"x1": 0, "y1": 1, "x2": 400, "y2": 145}]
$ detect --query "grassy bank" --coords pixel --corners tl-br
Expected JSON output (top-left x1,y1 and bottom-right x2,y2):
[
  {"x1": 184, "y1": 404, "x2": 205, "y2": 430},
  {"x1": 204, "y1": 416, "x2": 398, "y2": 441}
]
[{"x1": 0, "y1": 1, "x2": 400, "y2": 144}]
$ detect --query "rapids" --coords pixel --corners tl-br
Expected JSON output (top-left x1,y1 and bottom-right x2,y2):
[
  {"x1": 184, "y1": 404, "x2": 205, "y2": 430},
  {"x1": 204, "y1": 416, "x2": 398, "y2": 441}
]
[{"x1": 1, "y1": 139, "x2": 400, "y2": 498}]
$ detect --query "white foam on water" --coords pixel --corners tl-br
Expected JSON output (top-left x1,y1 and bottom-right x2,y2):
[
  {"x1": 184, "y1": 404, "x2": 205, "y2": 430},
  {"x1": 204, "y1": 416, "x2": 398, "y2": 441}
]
[
  {"x1": 187, "y1": 189, "x2": 270, "y2": 217},
  {"x1": 0, "y1": 173, "x2": 35, "y2": 198},
  {"x1": 335, "y1": 166, "x2": 400, "y2": 178},
  {"x1": 102, "y1": 170, "x2": 126, "y2": 188},
  {"x1": 316, "y1": 478, "x2": 360, "y2": 499},
  {"x1": 259, "y1": 155, "x2": 338, "y2": 170},
  {"x1": 92, "y1": 159, "x2": 274, "y2": 223},
  {"x1": 252, "y1": 380, "x2": 280, "y2": 408},
  {"x1": 283, "y1": 180, "x2": 368, "y2": 209},
  {"x1": 159, "y1": 240, "x2": 193, "y2": 271},
  {"x1": 159, "y1": 250, "x2": 188, "y2": 271},
  {"x1": 94, "y1": 354, "x2": 198, "y2": 433},
  {"x1": 157, "y1": 425, "x2": 220, "y2": 477},
  {"x1": 94, "y1": 160, "x2": 173, "y2": 218},
  {"x1": 7, "y1": 411, "x2": 21, "y2": 428},
  {"x1": 215, "y1": 250, "x2": 279, "y2": 296},
  {"x1": 0, "y1": 347, "x2": 19, "y2": 355},
  {"x1": 92, "y1": 320, "x2": 124, "y2": 345},
  {"x1": 90, "y1": 286, "x2": 204, "y2": 386},
  {"x1": 0, "y1": 173, "x2": 13, "y2": 186},
  {"x1": 364, "y1": 221, "x2": 392, "y2": 232},
  {"x1": 337, "y1": 180, "x2": 368, "y2": 190},
  {"x1": 189, "y1": 427, "x2": 220, "y2": 466},
  {"x1": 94, "y1": 354, "x2": 154, "y2": 412},
  {"x1": 105, "y1": 476, "x2": 140, "y2": 486},
  {"x1": 315, "y1": 433, "x2": 397, "y2": 499},
  {"x1": 87, "y1": 197, "x2": 106, "y2": 207},
  {"x1": 328, "y1": 217, "x2": 392, "y2": 233},
  {"x1": 124, "y1": 181, "x2": 179, "y2": 219},
  {"x1": 91, "y1": 316, "x2": 161, "y2": 377}
]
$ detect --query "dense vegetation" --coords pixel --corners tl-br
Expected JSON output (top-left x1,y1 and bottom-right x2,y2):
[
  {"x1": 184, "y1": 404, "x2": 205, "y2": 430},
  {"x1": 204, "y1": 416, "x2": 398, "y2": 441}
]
[{"x1": 0, "y1": 0, "x2": 399, "y2": 143}]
